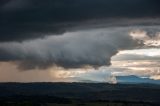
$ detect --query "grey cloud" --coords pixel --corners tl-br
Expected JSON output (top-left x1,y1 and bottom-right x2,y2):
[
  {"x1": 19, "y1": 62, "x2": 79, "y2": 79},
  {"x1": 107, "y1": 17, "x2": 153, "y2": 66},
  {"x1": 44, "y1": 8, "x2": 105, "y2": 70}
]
[{"x1": 0, "y1": 28, "x2": 138, "y2": 70}]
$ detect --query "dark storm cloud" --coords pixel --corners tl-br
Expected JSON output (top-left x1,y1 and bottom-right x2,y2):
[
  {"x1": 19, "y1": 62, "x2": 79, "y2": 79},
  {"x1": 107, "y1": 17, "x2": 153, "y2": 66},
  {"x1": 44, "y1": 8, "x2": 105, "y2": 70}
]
[
  {"x1": 0, "y1": 28, "x2": 138, "y2": 70},
  {"x1": 0, "y1": 0, "x2": 160, "y2": 41}
]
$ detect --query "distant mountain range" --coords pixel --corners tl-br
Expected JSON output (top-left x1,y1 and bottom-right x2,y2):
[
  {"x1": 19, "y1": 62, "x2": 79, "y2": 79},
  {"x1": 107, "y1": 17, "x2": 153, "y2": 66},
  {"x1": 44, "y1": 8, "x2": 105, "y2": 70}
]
[
  {"x1": 116, "y1": 75, "x2": 160, "y2": 84},
  {"x1": 72, "y1": 75, "x2": 160, "y2": 84}
]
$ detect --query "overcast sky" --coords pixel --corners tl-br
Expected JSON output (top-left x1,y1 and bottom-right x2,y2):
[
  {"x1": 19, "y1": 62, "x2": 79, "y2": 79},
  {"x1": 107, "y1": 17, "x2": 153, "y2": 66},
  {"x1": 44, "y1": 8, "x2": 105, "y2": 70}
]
[{"x1": 0, "y1": 0, "x2": 160, "y2": 83}]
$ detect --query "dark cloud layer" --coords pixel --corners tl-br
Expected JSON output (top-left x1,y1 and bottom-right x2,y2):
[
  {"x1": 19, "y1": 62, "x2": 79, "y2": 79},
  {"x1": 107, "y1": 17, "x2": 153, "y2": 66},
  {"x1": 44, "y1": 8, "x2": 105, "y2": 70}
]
[
  {"x1": 0, "y1": 0, "x2": 160, "y2": 41},
  {"x1": 0, "y1": 0, "x2": 160, "y2": 70}
]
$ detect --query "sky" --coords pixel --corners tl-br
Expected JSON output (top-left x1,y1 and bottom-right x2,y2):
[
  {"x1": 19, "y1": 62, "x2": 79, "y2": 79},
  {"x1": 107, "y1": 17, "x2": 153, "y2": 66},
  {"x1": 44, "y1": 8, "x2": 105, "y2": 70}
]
[{"x1": 0, "y1": 0, "x2": 160, "y2": 83}]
